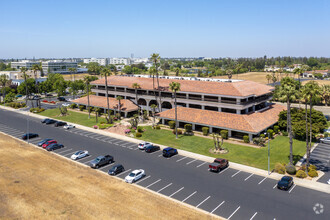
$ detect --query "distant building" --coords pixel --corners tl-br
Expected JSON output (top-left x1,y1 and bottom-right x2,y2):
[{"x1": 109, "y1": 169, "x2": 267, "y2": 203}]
[
  {"x1": 303, "y1": 70, "x2": 329, "y2": 78},
  {"x1": 83, "y1": 58, "x2": 108, "y2": 66},
  {"x1": 109, "y1": 58, "x2": 132, "y2": 65},
  {"x1": 42, "y1": 60, "x2": 78, "y2": 74},
  {"x1": 0, "y1": 70, "x2": 42, "y2": 80},
  {"x1": 11, "y1": 60, "x2": 40, "y2": 70}
]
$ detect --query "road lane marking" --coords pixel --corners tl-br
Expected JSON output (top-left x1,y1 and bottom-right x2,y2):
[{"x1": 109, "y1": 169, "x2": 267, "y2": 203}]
[
  {"x1": 136, "y1": 175, "x2": 150, "y2": 184},
  {"x1": 196, "y1": 161, "x2": 207, "y2": 168},
  {"x1": 250, "y1": 212, "x2": 258, "y2": 220},
  {"x1": 228, "y1": 206, "x2": 240, "y2": 219},
  {"x1": 211, "y1": 201, "x2": 225, "y2": 214},
  {"x1": 158, "y1": 154, "x2": 163, "y2": 157},
  {"x1": 196, "y1": 196, "x2": 210, "y2": 208},
  {"x1": 231, "y1": 170, "x2": 241, "y2": 177},
  {"x1": 56, "y1": 148, "x2": 73, "y2": 154},
  {"x1": 258, "y1": 177, "x2": 267, "y2": 185},
  {"x1": 219, "y1": 168, "x2": 229, "y2": 175},
  {"x1": 244, "y1": 173, "x2": 254, "y2": 181},
  {"x1": 169, "y1": 187, "x2": 184, "y2": 198},
  {"x1": 182, "y1": 191, "x2": 197, "y2": 202},
  {"x1": 186, "y1": 159, "x2": 197, "y2": 165},
  {"x1": 273, "y1": 184, "x2": 277, "y2": 189},
  {"x1": 116, "y1": 169, "x2": 131, "y2": 177},
  {"x1": 146, "y1": 179, "x2": 161, "y2": 188},
  {"x1": 176, "y1": 157, "x2": 187, "y2": 162},
  {"x1": 289, "y1": 184, "x2": 296, "y2": 193},
  {"x1": 157, "y1": 183, "x2": 172, "y2": 193}
]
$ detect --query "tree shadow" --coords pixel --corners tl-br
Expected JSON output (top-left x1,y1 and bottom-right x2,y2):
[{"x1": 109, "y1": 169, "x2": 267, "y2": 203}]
[{"x1": 288, "y1": 154, "x2": 303, "y2": 165}]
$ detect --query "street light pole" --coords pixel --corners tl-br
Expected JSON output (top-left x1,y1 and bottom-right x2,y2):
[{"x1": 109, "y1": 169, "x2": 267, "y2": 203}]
[{"x1": 268, "y1": 133, "x2": 270, "y2": 175}]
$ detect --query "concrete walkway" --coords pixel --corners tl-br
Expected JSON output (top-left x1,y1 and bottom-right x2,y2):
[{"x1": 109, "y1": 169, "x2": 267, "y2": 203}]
[{"x1": 1, "y1": 105, "x2": 329, "y2": 194}]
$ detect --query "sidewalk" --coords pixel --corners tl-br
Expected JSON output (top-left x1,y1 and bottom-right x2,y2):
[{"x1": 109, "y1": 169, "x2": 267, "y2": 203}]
[{"x1": 1, "y1": 105, "x2": 329, "y2": 194}]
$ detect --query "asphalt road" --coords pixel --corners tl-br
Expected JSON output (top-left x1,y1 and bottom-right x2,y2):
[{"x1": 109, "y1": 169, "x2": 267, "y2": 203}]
[
  {"x1": 310, "y1": 143, "x2": 330, "y2": 184},
  {"x1": 0, "y1": 108, "x2": 329, "y2": 220}
]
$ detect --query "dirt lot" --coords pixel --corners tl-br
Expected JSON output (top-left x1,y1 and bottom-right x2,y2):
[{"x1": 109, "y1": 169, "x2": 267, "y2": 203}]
[
  {"x1": 214, "y1": 72, "x2": 271, "y2": 84},
  {"x1": 62, "y1": 73, "x2": 95, "y2": 81},
  {"x1": 0, "y1": 133, "x2": 217, "y2": 220}
]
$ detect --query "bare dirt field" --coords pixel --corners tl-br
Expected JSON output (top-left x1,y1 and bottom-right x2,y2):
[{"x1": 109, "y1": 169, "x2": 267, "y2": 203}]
[
  {"x1": 214, "y1": 72, "x2": 271, "y2": 84},
  {"x1": 62, "y1": 73, "x2": 96, "y2": 81},
  {"x1": 0, "y1": 133, "x2": 217, "y2": 220},
  {"x1": 301, "y1": 79, "x2": 330, "y2": 86}
]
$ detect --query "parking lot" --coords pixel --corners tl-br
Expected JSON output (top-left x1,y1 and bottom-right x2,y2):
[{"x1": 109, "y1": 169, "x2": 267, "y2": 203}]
[
  {"x1": 1, "y1": 109, "x2": 329, "y2": 220},
  {"x1": 310, "y1": 143, "x2": 330, "y2": 184}
]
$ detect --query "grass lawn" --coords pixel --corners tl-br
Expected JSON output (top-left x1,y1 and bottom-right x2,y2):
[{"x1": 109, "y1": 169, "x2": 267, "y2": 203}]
[
  {"x1": 136, "y1": 126, "x2": 307, "y2": 170},
  {"x1": 38, "y1": 108, "x2": 107, "y2": 127}
]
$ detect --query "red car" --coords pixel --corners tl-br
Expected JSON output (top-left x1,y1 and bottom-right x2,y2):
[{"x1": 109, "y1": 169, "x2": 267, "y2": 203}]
[{"x1": 42, "y1": 140, "x2": 57, "y2": 149}]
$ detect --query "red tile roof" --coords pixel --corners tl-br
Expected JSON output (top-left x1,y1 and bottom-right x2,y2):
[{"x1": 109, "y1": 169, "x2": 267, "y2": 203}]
[
  {"x1": 72, "y1": 95, "x2": 138, "y2": 112},
  {"x1": 91, "y1": 76, "x2": 273, "y2": 97},
  {"x1": 157, "y1": 104, "x2": 286, "y2": 134}
]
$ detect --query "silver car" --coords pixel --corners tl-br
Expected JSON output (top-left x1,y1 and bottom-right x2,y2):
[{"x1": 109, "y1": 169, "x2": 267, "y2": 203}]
[{"x1": 320, "y1": 137, "x2": 330, "y2": 144}]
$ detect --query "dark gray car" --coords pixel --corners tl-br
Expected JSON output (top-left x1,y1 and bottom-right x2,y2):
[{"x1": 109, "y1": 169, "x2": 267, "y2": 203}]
[{"x1": 90, "y1": 155, "x2": 114, "y2": 169}]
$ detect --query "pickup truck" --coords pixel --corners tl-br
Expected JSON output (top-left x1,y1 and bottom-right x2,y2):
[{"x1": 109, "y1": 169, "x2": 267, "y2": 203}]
[
  {"x1": 209, "y1": 158, "x2": 229, "y2": 172},
  {"x1": 90, "y1": 155, "x2": 114, "y2": 169}
]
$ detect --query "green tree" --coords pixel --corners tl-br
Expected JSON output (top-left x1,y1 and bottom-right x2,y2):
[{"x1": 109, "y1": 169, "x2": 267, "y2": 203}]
[
  {"x1": 321, "y1": 85, "x2": 330, "y2": 106},
  {"x1": 4, "y1": 92, "x2": 16, "y2": 103},
  {"x1": 83, "y1": 76, "x2": 94, "y2": 119},
  {"x1": 68, "y1": 67, "x2": 77, "y2": 82},
  {"x1": 226, "y1": 69, "x2": 233, "y2": 81},
  {"x1": 53, "y1": 75, "x2": 67, "y2": 97},
  {"x1": 266, "y1": 74, "x2": 272, "y2": 84},
  {"x1": 277, "y1": 77, "x2": 300, "y2": 165},
  {"x1": 169, "y1": 81, "x2": 181, "y2": 139},
  {"x1": 100, "y1": 67, "x2": 112, "y2": 122},
  {"x1": 0, "y1": 74, "x2": 9, "y2": 103},
  {"x1": 31, "y1": 64, "x2": 42, "y2": 107},
  {"x1": 20, "y1": 67, "x2": 29, "y2": 104},
  {"x1": 87, "y1": 62, "x2": 100, "y2": 75}
]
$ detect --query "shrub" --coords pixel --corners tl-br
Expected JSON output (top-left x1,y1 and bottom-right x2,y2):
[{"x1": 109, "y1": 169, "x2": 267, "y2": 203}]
[
  {"x1": 285, "y1": 164, "x2": 296, "y2": 175},
  {"x1": 260, "y1": 134, "x2": 265, "y2": 138},
  {"x1": 274, "y1": 163, "x2": 286, "y2": 174},
  {"x1": 282, "y1": 131, "x2": 288, "y2": 136},
  {"x1": 325, "y1": 132, "x2": 330, "y2": 138},
  {"x1": 309, "y1": 164, "x2": 317, "y2": 171},
  {"x1": 156, "y1": 125, "x2": 161, "y2": 130},
  {"x1": 173, "y1": 129, "x2": 183, "y2": 135},
  {"x1": 274, "y1": 126, "x2": 279, "y2": 134},
  {"x1": 135, "y1": 132, "x2": 142, "y2": 137},
  {"x1": 220, "y1": 130, "x2": 228, "y2": 139},
  {"x1": 137, "y1": 126, "x2": 143, "y2": 133},
  {"x1": 243, "y1": 135, "x2": 250, "y2": 143},
  {"x1": 29, "y1": 107, "x2": 45, "y2": 113},
  {"x1": 70, "y1": 103, "x2": 77, "y2": 109},
  {"x1": 168, "y1": 121, "x2": 176, "y2": 129},
  {"x1": 202, "y1": 127, "x2": 209, "y2": 136},
  {"x1": 184, "y1": 124, "x2": 192, "y2": 132},
  {"x1": 267, "y1": 129, "x2": 274, "y2": 138},
  {"x1": 308, "y1": 169, "x2": 318, "y2": 177},
  {"x1": 296, "y1": 170, "x2": 307, "y2": 178},
  {"x1": 79, "y1": 105, "x2": 85, "y2": 111}
]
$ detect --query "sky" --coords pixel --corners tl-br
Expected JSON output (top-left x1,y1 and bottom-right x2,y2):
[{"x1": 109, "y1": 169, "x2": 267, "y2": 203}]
[{"x1": 0, "y1": 0, "x2": 329, "y2": 59}]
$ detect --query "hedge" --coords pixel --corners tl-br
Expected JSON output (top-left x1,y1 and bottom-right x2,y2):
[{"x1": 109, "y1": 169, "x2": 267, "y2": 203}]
[
  {"x1": 274, "y1": 163, "x2": 285, "y2": 174},
  {"x1": 308, "y1": 169, "x2": 318, "y2": 178},
  {"x1": 220, "y1": 130, "x2": 228, "y2": 139},
  {"x1": 267, "y1": 129, "x2": 274, "y2": 139},
  {"x1": 168, "y1": 121, "x2": 176, "y2": 129},
  {"x1": 274, "y1": 126, "x2": 279, "y2": 134},
  {"x1": 135, "y1": 132, "x2": 142, "y2": 137},
  {"x1": 155, "y1": 125, "x2": 161, "y2": 130},
  {"x1": 202, "y1": 127, "x2": 209, "y2": 136},
  {"x1": 296, "y1": 170, "x2": 307, "y2": 178},
  {"x1": 285, "y1": 164, "x2": 296, "y2": 175},
  {"x1": 184, "y1": 124, "x2": 192, "y2": 132},
  {"x1": 243, "y1": 135, "x2": 250, "y2": 143},
  {"x1": 79, "y1": 105, "x2": 85, "y2": 111}
]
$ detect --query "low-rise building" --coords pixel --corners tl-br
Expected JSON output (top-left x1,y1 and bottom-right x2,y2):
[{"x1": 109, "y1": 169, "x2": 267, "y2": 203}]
[
  {"x1": 109, "y1": 58, "x2": 132, "y2": 65},
  {"x1": 83, "y1": 58, "x2": 108, "y2": 66},
  {"x1": 11, "y1": 60, "x2": 40, "y2": 70},
  {"x1": 42, "y1": 60, "x2": 78, "y2": 74}
]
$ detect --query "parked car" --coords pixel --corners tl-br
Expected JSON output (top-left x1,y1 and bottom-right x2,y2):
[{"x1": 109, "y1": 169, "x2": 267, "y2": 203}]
[
  {"x1": 138, "y1": 142, "x2": 153, "y2": 150},
  {"x1": 32, "y1": 95, "x2": 41, "y2": 100},
  {"x1": 37, "y1": 138, "x2": 52, "y2": 147},
  {"x1": 108, "y1": 164, "x2": 125, "y2": 176},
  {"x1": 15, "y1": 94, "x2": 22, "y2": 98},
  {"x1": 57, "y1": 97, "x2": 66, "y2": 102},
  {"x1": 71, "y1": 150, "x2": 89, "y2": 160},
  {"x1": 320, "y1": 137, "x2": 330, "y2": 144},
  {"x1": 54, "y1": 121, "x2": 67, "y2": 127},
  {"x1": 42, "y1": 140, "x2": 57, "y2": 148},
  {"x1": 41, "y1": 118, "x2": 50, "y2": 123},
  {"x1": 208, "y1": 158, "x2": 229, "y2": 172},
  {"x1": 145, "y1": 145, "x2": 160, "y2": 153},
  {"x1": 162, "y1": 147, "x2": 178, "y2": 158},
  {"x1": 90, "y1": 155, "x2": 114, "y2": 169},
  {"x1": 22, "y1": 133, "x2": 39, "y2": 140},
  {"x1": 45, "y1": 119, "x2": 57, "y2": 125},
  {"x1": 62, "y1": 103, "x2": 70, "y2": 107},
  {"x1": 125, "y1": 169, "x2": 145, "y2": 183},
  {"x1": 46, "y1": 143, "x2": 64, "y2": 151},
  {"x1": 63, "y1": 124, "x2": 75, "y2": 129},
  {"x1": 46, "y1": 94, "x2": 53, "y2": 97},
  {"x1": 277, "y1": 176, "x2": 294, "y2": 190}
]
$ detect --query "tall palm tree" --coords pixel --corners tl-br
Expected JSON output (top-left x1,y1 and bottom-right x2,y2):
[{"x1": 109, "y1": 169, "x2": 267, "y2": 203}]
[
  {"x1": 116, "y1": 96, "x2": 123, "y2": 118},
  {"x1": 169, "y1": 82, "x2": 181, "y2": 139},
  {"x1": 321, "y1": 85, "x2": 330, "y2": 106},
  {"x1": 174, "y1": 67, "x2": 180, "y2": 77},
  {"x1": 266, "y1": 74, "x2": 272, "y2": 84},
  {"x1": 20, "y1": 67, "x2": 29, "y2": 105},
  {"x1": 132, "y1": 83, "x2": 141, "y2": 118},
  {"x1": 0, "y1": 75, "x2": 9, "y2": 103},
  {"x1": 235, "y1": 63, "x2": 242, "y2": 79},
  {"x1": 150, "y1": 104, "x2": 157, "y2": 128},
  {"x1": 68, "y1": 67, "x2": 77, "y2": 82},
  {"x1": 83, "y1": 76, "x2": 92, "y2": 119},
  {"x1": 150, "y1": 53, "x2": 162, "y2": 112},
  {"x1": 100, "y1": 67, "x2": 112, "y2": 122},
  {"x1": 31, "y1": 64, "x2": 42, "y2": 107},
  {"x1": 226, "y1": 69, "x2": 233, "y2": 81},
  {"x1": 277, "y1": 77, "x2": 300, "y2": 165}
]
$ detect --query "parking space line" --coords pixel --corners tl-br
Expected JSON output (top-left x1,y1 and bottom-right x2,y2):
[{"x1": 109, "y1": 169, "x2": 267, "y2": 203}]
[
  {"x1": 157, "y1": 183, "x2": 172, "y2": 193},
  {"x1": 75, "y1": 155, "x2": 91, "y2": 161},
  {"x1": 56, "y1": 148, "x2": 73, "y2": 154},
  {"x1": 244, "y1": 173, "x2": 254, "y2": 181},
  {"x1": 186, "y1": 159, "x2": 197, "y2": 165},
  {"x1": 228, "y1": 206, "x2": 240, "y2": 219},
  {"x1": 158, "y1": 154, "x2": 163, "y2": 157},
  {"x1": 250, "y1": 212, "x2": 258, "y2": 220},
  {"x1": 63, "y1": 151, "x2": 77, "y2": 156},
  {"x1": 196, "y1": 161, "x2": 207, "y2": 168},
  {"x1": 182, "y1": 191, "x2": 197, "y2": 202},
  {"x1": 146, "y1": 179, "x2": 161, "y2": 188},
  {"x1": 83, "y1": 159, "x2": 94, "y2": 165},
  {"x1": 169, "y1": 187, "x2": 184, "y2": 197},
  {"x1": 133, "y1": 148, "x2": 139, "y2": 150},
  {"x1": 258, "y1": 177, "x2": 267, "y2": 185},
  {"x1": 273, "y1": 184, "x2": 277, "y2": 189},
  {"x1": 288, "y1": 184, "x2": 296, "y2": 193},
  {"x1": 231, "y1": 170, "x2": 241, "y2": 177},
  {"x1": 219, "y1": 168, "x2": 229, "y2": 175},
  {"x1": 100, "y1": 163, "x2": 115, "y2": 170},
  {"x1": 113, "y1": 140, "x2": 126, "y2": 144},
  {"x1": 121, "y1": 142, "x2": 134, "y2": 146},
  {"x1": 116, "y1": 169, "x2": 131, "y2": 177},
  {"x1": 149, "y1": 150, "x2": 159, "y2": 154},
  {"x1": 211, "y1": 201, "x2": 225, "y2": 214},
  {"x1": 176, "y1": 156, "x2": 187, "y2": 162},
  {"x1": 136, "y1": 175, "x2": 150, "y2": 184},
  {"x1": 196, "y1": 196, "x2": 210, "y2": 208}
]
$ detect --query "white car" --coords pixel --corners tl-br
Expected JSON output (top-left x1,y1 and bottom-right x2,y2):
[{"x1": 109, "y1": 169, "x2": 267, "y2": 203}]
[
  {"x1": 71, "y1": 150, "x2": 89, "y2": 160},
  {"x1": 64, "y1": 124, "x2": 75, "y2": 129},
  {"x1": 138, "y1": 142, "x2": 153, "y2": 150},
  {"x1": 62, "y1": 103, "x2": 70, "y2": 107},
  {"x1": 125, "y1": 169, "x2": 145, "y2": 183}
]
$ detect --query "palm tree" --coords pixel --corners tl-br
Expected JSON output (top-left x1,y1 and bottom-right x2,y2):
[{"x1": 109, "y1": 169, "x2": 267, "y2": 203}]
[
  {"x1": 321, "y1": 85, "x2": 330, "y2": 106},
  {"x1": 116, "y1": 96, "x2": 123, "y2": 118},
  {"x1": 0, "y1": 75, "x2": 9, "y2": 103},
  {"x1": 277, "y1": 77, "x2": 300, "y2": 165},
  {"x1": 31, "y1": 64, "x2": 42, "y2": 107},
  {"x1": 68, "y1": 67, "x2": 77, "y2": 82},
  {"x1": 235, "y1": 63, "x2": 242, "y2": 79},
  {"x1": 174, "y1": 67, "x2": 180, "y2": 76},
  {"x1": 83, "y1": 76, "x2": 92, "y2": 119},
  {"x1": 226, "y1": 69, "x2": 233, "y2": 81},
  {"x1": 169, "y1": 82, "x2": 181, "y2": 139},
  {"x1": 132, "y1": 83, "x2": 141, "y2": 118},
  {"x1": 266, "y1": 74, "x2": 272, "y2": 84},
  {"x1": 150, "y1": 53, "x2": 162, "y2": 111},
  {"x1": 150, "y1": 104, "x2": 157, "y2": 128},
  {"x1": 100, "y1": 67, "x2": 112, "y2": 122},
  {"x1": 20, "y1": 67, "x2": 29, "y2": 105}
]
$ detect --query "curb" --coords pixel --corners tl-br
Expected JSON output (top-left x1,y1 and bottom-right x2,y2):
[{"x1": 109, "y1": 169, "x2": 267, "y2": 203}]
[{"x1": 1, "y1": 105, "x2": 329, "y2": 194}]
